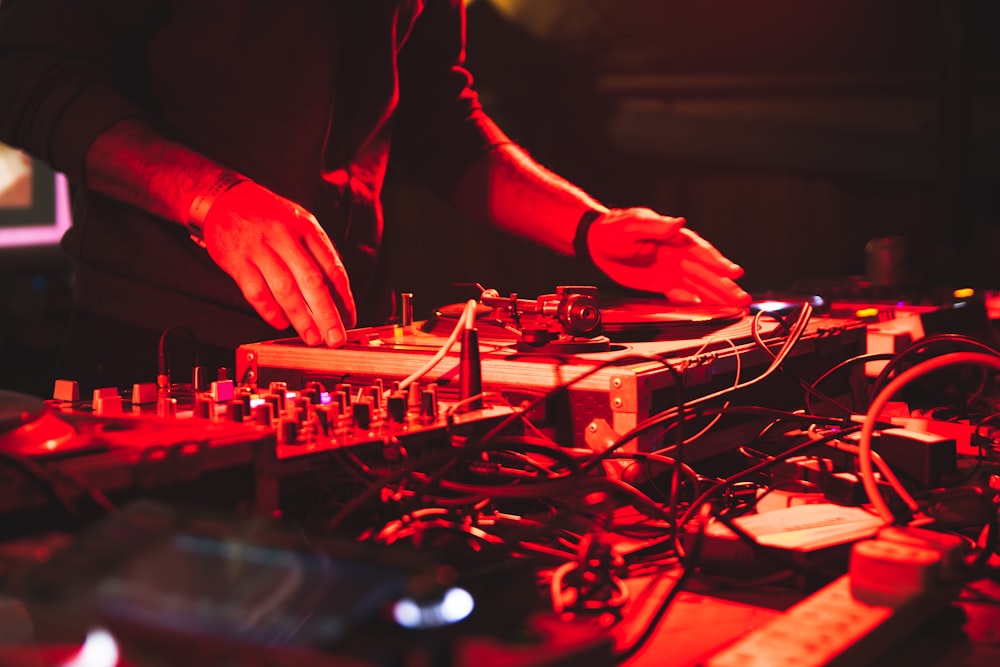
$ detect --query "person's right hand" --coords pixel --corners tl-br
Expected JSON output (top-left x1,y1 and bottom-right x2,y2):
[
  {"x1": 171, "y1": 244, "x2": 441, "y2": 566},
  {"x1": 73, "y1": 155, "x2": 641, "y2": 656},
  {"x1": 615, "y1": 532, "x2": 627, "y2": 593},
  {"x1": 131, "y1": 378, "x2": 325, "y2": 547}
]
[{"x1": 200, "y1": 180, "x2": 356, "y2": 347}]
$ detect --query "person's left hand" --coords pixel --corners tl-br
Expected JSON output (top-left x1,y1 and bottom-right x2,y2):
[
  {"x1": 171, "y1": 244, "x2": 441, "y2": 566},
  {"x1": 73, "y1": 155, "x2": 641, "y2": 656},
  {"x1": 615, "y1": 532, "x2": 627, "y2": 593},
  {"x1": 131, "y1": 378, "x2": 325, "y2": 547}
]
[{"x1": 586, "y1": 207, "x2": 752, "y2": 306}]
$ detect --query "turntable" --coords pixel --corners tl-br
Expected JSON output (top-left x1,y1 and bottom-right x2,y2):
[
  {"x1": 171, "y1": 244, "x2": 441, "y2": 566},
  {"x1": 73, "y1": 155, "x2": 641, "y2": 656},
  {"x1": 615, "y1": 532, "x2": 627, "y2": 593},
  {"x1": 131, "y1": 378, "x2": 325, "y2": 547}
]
[
  {"x1": 425, "y1": 286, "x2": 747, "y2": 347},
  {"x1": 0, "y1": 389, "x2": 273, "y2": 526},
  {"x1": 236, "y1": 286, "x2": 866, "y2": 455}
]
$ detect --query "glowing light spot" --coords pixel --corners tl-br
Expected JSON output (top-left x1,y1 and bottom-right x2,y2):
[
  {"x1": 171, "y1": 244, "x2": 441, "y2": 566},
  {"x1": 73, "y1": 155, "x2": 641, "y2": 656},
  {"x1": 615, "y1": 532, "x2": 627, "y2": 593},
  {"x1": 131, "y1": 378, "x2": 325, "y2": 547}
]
[
  {"x1": 439, "y1": 587, "x2": 475, "y2": 623},
  {"x1": 752, "y1": 300, "x2": 790, "y2": 313},
  {"x1": 953, "y1": 288, "x2": 975, "y2": 299},
  {"x1": 392, "y1": 587, "x2": 475, "y2": 629},
  {"x1": 393, "y1": 599, "x2": 422, "y2": 628},
  {"x1": 60, "y1": 628, "x2": 119, "y2": 667},
  {"x1": 855, "y1": 308, "x2": 880, "y2": 318}
]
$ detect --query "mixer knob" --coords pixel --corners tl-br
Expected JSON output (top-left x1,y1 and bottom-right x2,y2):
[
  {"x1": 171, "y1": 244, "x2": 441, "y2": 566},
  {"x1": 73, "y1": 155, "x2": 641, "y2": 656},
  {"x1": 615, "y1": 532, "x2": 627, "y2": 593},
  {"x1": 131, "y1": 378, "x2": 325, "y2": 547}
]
[
  {"x1": 254, "y1": 402, "x2": 275, "y2": 427},
  {"x1": 313, "y1": 404, "x2": 332, "y2": 435},
  {"x1": 335, "y1": 383, "x2": 353, "y2": 405},
  {"x1": 194, "y1": 395, "x2": 214, "y2": 420},
  {"x1": 157, "y1": 395, "x2": 177, "y2": 418},
  {"x1": 387, "y1": 392, "x2": 407, "y2": 423},
  {"x1": 92, "y1": 388, "x2": 123, "y2": 415},
  {"x1": 331, "y1": 391, "x2": 348, "y2": 415},
  {"x1": 225, "y1": 400, "x2": 245, "y2": 422},
  {"x1": 131, "y1": 382, "x2": 157, "y2": 405},
  {"x1": 366, "y1": 384, "x2": 383, "y2": 410},
  {"x1": 278, "y1": 417, "x2": 299, "y2": 444},
  {"x1": 353, "y1": 399, "x2": 373, "y2": 430},
  {"x1": 265, "y1": 394, "x2": 282, "y2": 418},
  {"x1": 407, "y1": 382, "x2": 422, "y2": 411},
  {"x1": 192, "y1": 365, "x2": 209, "y2": 391},
  {"x1": 420, "y1": 388, "x2": 438, "y2": 422}
]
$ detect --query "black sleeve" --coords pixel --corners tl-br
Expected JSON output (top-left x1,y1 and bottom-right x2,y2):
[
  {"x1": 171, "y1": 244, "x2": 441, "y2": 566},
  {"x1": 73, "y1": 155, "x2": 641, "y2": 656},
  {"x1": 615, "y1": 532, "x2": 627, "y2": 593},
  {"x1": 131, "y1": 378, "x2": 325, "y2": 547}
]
[
  {"x1": 0, "y1": 0, "x2": 159, "y2": 183},
  {"x1": 392, "y1": 0, "x2": 511, "y2": 198}
]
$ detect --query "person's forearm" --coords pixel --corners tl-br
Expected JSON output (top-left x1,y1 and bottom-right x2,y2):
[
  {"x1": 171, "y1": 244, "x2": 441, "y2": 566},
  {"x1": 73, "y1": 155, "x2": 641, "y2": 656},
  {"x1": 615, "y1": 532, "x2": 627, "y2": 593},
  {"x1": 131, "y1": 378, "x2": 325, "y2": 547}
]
[
  {"x1": 451, "y1": 143, "x2": 608, "y2": 256},
  {"x1": 84, "y1": 117, "x2": 236, "y2": 225}
]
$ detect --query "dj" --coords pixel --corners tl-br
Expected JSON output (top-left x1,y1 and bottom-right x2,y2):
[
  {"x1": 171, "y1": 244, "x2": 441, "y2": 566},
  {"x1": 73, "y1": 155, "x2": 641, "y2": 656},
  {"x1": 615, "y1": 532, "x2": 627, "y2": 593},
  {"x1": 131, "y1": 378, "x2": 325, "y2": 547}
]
[{"x1": 0, "y1": 0, "x2": 750, "y2": 391}]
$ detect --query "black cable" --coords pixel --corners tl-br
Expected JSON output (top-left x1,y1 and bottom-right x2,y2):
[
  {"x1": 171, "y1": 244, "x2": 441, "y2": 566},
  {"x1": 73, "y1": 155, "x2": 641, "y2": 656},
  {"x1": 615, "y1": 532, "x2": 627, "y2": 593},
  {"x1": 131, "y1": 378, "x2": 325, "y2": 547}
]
[
  {"x1": 647, "y1": 404, "x2": 849, "y2": 460},
  {"x1": 750, "y1": 309, "x2": 855, "y2": 416},
  {"x1": 157, "y1": 324, "x2": 199, "y2": 387},
  {"x1": 804, "y1": 351, "x2": 898, "y2": 414},
  {"x1": 675, "y1": 423, "x2": 865, "y2": 539},
  {"x1": 869, "y1": 333, "x2": 1000, "y2": 401},
  {"x1": 581, "y1": 303, "x2": 818, "y2": 476},
  {"x1": 611, "y1": 503, "x2": 708, "y2": 664},
  {"x1": 331, "y1": 351, "x2": 686, "y2": 530},
  {"x1": 327, "y1": 304, "x2": 811, "y2": 532}
]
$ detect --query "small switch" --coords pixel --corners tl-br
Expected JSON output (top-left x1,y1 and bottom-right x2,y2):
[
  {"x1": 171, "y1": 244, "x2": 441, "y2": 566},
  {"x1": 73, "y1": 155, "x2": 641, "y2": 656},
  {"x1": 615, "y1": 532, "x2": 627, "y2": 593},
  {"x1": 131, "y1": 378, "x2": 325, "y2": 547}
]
[
  {"x1": 131, "y1": 382, "x2": 158, "y2": 405},
  {"x1": 52, "y1": 379, "x2": 79, "y2": 403}
]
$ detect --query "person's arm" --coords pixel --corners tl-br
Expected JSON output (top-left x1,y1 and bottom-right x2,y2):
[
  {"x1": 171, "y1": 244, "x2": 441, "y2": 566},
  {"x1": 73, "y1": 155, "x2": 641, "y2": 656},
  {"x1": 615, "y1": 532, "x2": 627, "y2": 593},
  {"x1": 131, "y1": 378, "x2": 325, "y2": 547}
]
[
  {"x1": 0, "y1": 0, "x2": 355, "y2": 346},
  {"x1": 85, "y1": 118, "x2": 356, "y2": 346},
  {"x1": 394, "y1": 0, "x2": 750, "y2": 306},
  {"x1": 452, "y1": 142, "x2": 752, "y2": 306}
]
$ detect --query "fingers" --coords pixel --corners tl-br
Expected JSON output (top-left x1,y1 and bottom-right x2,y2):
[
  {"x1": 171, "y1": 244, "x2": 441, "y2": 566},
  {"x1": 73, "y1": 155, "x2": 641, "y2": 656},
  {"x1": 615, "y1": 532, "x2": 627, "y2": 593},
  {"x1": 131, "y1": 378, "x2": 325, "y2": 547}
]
[
  {"x1": 668, "y1": 228, "x2": 745, "y2": 280},
  {"x1": 264, "y1": 229, "x2": 353, "y2": 347},
  {"x1": 665, "y1": 247, "x2": 752, "y2": 306},
  {"x1": 204, "y1": 186, "x2": 355, "y2": 347},
  {"x1": 228, "y1": 258, "x2": 291, "y2": 331},
  {"x1": 593, "y1": 209, "x2": 744, "y2": 282},
  {"x1": 302, "y1": 224, "x2": 358, "y2": 329}
]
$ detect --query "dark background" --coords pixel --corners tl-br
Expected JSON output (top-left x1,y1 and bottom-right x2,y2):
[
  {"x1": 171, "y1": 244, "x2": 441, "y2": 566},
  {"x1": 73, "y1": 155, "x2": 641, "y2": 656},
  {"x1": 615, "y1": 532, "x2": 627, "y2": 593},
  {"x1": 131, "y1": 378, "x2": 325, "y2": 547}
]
[{"x1": 2, "y1": 0, "x2": 999, "y2": 397}]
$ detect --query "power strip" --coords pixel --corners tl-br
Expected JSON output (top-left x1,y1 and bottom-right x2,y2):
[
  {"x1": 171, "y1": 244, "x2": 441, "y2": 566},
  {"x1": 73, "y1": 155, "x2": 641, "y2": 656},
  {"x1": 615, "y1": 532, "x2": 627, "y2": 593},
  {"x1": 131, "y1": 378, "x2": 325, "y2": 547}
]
[
  {"x1": 702, "y1": 575, "x2": 955, "y2": 667},
  {"x1": 701, "y1": 531, "x2": 962, "y2": 667}
]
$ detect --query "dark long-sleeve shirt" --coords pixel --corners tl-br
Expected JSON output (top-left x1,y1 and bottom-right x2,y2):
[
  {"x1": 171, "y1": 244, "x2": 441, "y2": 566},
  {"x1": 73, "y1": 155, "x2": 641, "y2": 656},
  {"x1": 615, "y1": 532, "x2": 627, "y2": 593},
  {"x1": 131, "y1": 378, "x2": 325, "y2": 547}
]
[{"x1": 0, "y1": 0, "x2": 508, "y2": 346}]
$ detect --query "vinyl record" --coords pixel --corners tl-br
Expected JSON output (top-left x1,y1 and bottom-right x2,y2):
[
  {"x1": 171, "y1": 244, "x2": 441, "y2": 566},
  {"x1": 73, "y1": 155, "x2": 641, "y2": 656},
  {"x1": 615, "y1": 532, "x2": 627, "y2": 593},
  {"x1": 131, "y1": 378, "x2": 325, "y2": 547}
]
[
  {"x1": 600, "y1": 297, "x2": 746, "y2": 341},
  {"x1": 423, "y1": 303, "x2": 521, "y2": 341},
  {"x1": 427, "y1": 298, "x2": 747, "y2": 343}
]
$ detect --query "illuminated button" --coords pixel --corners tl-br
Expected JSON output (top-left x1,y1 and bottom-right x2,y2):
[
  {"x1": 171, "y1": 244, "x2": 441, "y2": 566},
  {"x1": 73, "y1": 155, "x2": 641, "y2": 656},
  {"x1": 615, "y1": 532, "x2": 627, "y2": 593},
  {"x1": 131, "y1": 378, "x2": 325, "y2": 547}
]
[
  {"x1": 953, "y1": 287, "x2": 975, "y2": 299},
  {"x1": 855, "y1": 307, "x2": 880, "y2": 319}
]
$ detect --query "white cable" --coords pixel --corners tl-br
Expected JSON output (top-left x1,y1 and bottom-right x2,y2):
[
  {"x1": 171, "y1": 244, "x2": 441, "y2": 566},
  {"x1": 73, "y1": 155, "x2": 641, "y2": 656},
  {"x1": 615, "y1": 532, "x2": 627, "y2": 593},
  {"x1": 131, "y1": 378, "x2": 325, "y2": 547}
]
[
  {"x1": 680, "y1": 335, "x2": 742, "y2": 445},
  {"x1": 858, "y1": 351, "x2": 1000, "y2": 523},
  {"x1": 399, "y1": 299, "x2": 477, "y2": 390}
]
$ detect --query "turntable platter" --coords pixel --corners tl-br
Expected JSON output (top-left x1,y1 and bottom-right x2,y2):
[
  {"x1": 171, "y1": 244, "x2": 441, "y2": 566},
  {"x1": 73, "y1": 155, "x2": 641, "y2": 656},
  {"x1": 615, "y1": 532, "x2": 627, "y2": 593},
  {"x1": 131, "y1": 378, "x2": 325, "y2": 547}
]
[
  {"x1": 425, "y1": 298, "x2": 747, "y2": 343},
  {"x1": 0, "y1": 390, "x2": 78, "y2": 457},
  {"x1": 600, "y1": 297, "x2": 746, "y2": 341}
]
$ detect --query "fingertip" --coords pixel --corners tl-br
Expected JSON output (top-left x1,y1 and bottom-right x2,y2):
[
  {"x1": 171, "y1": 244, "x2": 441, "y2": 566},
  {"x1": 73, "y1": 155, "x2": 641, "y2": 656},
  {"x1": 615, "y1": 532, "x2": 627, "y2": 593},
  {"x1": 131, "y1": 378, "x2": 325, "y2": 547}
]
[
  {"x1": 325, "y1": 326, "x2": 346, "y2": 348},
  {"x1": 269, "y1": 313, "x2": 291, "y2": 331},
  {"x1": 303, "y1": 329, "x2": 322, "y2": 346}
]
